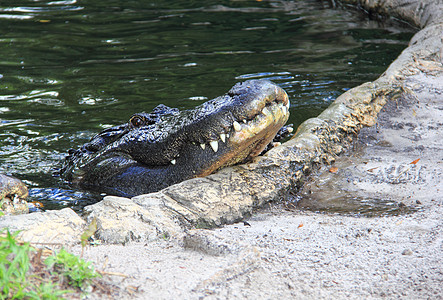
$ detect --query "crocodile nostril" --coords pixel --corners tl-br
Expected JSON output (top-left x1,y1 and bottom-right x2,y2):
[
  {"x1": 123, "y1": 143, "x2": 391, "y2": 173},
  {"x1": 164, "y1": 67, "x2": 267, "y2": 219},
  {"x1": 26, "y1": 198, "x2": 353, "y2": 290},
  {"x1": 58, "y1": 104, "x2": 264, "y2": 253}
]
[{"x1": 83, "y1": 143, "x2": 99, "y2": 152}]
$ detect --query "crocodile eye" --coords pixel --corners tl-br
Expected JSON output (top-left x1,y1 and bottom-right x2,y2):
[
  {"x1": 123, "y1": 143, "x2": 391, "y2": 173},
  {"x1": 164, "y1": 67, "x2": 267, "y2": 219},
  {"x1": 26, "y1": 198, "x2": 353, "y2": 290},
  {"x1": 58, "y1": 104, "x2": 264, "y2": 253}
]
[{"x1": 130, "y1": 116, "x2": 144, "y2": 128}]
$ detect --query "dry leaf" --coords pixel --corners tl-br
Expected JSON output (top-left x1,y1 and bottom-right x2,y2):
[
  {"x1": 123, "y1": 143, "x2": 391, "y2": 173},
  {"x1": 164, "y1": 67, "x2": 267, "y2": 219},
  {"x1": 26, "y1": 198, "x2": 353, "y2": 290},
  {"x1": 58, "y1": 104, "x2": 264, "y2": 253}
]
[
  {"x1": 329, "y1": 167, "x2": 338, "y2": 173},
  {"x1": 410, "y1": 158, "x2": 420, "y2": 165},
  {"x1": 30, "y1": 201, "x2": 44, "y2": 208}
]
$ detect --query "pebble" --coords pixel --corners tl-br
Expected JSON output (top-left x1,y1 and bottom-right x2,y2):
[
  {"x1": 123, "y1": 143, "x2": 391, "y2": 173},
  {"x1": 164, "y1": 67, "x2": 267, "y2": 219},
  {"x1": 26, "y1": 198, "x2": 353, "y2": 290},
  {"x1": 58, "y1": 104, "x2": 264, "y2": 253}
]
[{"x1": 402, "y1": 249, "x2": 413, "y2": 255}]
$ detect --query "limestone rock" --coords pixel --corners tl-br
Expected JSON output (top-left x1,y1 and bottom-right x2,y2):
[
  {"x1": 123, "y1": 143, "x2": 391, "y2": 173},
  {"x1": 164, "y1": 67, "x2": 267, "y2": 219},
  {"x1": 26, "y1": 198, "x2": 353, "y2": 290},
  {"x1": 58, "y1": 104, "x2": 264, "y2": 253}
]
[
  {"x1": 0, "y1": 208, "x2": 85, "y2": 245},
  {"x1": 83, "y1": 196, "x2": 183, "y2": 244}
]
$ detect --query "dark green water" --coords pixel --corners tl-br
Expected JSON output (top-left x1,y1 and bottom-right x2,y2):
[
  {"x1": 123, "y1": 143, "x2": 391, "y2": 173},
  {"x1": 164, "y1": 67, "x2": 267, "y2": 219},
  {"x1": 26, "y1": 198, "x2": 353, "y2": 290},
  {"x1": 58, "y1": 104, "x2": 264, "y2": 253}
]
[{"x1": 0, "y1": 0, "x2": 413, "y2": 211}]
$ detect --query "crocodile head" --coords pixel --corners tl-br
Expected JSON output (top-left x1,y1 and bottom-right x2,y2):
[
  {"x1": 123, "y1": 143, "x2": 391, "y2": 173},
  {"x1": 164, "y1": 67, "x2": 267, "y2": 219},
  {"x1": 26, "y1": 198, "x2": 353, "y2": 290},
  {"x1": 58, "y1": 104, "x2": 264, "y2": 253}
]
[
  {"x1": 0, "y1": 174, "x2": 29, "y2": 215},
  {"x1": 60, "y1": 80, "x2": 290, "y2": 197}
]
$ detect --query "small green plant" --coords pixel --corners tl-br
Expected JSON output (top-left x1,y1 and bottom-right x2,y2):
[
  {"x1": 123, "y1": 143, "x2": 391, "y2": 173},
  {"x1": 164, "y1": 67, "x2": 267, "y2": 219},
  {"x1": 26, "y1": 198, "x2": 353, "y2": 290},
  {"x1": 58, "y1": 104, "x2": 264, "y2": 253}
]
[
  {"x1": 25, "y1": 282, "x2": 71, "y2": 300},
  {"x1": 45, "y1": 248, "x2": 100, "y2": 290},
  {"x1": 0, "y1": 229, "x2": 100, "y2": 299},
  {"x1": 0, "y1": 229, "x2": 35, "y2": 299}
]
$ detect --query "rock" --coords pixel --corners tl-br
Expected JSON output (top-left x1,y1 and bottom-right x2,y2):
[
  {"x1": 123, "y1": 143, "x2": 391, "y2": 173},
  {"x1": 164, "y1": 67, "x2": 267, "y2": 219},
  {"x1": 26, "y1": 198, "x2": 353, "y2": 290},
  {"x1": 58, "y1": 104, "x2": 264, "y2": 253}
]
[
  {"x1": 83, "y1": 196, "x2": 183, "y2": 244},
  {"x1": 402, "y1": 249, "x2": 413, "y2": 256},
  {"x1": 339, "y1": 0, "x2": 443, "y2": 28},
  {"x1": 0, "y1": 208, "x2": 85, "y2": 245},
  {"x1": 0, "y1": 198, "x2": 29, "y2": 216}
]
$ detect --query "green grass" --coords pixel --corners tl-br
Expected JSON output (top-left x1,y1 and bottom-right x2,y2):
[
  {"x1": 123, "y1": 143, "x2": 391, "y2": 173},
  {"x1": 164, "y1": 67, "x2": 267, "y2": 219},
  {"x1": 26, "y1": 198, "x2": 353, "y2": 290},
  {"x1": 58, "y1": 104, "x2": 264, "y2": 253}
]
[
  {"x1": 0, "y1": 230, "x2": 32, "y2": 299},
  {"x1": 0, "y1": 229, "x2": 100, "y2": 299},
  {"x1": 45, "y1": 248, "x2": 99, "y2": 290}
]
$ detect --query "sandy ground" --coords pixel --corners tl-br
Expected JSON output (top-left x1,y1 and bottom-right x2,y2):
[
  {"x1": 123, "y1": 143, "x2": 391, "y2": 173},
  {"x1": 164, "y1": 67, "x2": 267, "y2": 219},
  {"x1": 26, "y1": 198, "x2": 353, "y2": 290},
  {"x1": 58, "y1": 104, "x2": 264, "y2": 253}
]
[{"x1": 69, "y1": 63, "x2": 443, "y2": 299}]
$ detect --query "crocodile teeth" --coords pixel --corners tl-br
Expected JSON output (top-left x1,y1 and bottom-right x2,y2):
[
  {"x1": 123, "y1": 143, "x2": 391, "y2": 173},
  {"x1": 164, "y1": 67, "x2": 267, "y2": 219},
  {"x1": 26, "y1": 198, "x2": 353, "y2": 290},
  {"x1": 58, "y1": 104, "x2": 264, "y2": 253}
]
[
  {"x1": 282, "y1": 106, "x2": 288, "y2": 114},
  {"x1": 262, "y1": 106, "x2": 271, "y2": 116},
  {"x1": 233, "y1": 121, "x2": 242, "y2": 132},
  {"x1": 171, "y1": 159, "x2": 176, "y2": 165},
  {"x1": 200, "y1": 143, "x2": 206, "y2": 150},
  {"x1": 220, "y1": 133, "x2": 226, "y2": 143},
  {"x1": 209, "y1": 141, "x2": 218, "y2": 152}
]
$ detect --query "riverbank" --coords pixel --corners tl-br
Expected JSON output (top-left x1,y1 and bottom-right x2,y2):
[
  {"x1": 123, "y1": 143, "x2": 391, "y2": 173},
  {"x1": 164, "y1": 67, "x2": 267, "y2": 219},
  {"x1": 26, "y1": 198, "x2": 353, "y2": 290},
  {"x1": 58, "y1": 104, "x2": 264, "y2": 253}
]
[
  {"x1": 70, "y1": 0, "x2": 442, "y2": 298},
  {"x1": 71, "y1": 34, "x2": 442, "y2": 299}
]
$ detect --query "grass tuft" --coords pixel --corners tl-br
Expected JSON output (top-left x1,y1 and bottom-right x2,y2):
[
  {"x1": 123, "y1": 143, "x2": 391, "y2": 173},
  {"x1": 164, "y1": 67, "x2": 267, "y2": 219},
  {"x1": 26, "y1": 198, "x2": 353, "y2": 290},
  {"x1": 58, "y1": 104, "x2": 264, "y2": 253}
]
[
  {"x1": 45, "y1": 248, "x2": 100, "y2": 290},
  {"x1": 0, "y1": 229, "x2": 100, "y2": 299}
]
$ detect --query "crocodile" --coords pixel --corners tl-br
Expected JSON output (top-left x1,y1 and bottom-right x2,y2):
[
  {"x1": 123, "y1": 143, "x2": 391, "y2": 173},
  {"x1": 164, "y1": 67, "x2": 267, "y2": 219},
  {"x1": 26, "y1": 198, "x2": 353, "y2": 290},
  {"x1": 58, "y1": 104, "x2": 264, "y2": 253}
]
[
  {"x1": 59, "y1": 80, "x2": 290, "y2": 197},
  {"x1": 0, "y1": 174, "x2": 29, "y2": 215}
]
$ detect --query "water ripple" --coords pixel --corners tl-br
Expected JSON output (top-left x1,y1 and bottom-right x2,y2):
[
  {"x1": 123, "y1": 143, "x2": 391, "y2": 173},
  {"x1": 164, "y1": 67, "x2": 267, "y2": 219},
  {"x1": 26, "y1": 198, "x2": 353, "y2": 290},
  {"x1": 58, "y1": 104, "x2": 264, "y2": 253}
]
[{"x1": 0, "y1": 5, "x2": 83, "y2": 13}]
